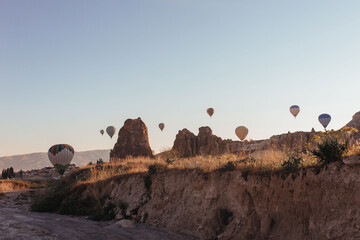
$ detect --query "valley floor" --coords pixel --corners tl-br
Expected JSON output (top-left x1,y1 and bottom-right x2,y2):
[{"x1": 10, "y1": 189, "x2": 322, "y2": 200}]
[{"x1": 0, "y1": 190, "x2": 197, "y2": 240}]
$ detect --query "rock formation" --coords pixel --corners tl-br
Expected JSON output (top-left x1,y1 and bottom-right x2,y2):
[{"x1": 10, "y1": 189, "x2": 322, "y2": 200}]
[
  {"x1": 172, "y1": 129, "x2": 197, "y2": 157},
  {"x1": 267, "y1": 131, "x2": 317, "y2": 151},
  {"x1": 225, "y1": 130, "x2": 317, "y2": 153},
  {"x1": 172, "y1": 127, "x2": 229, "y2": 157},
  {"x1": 345, "y1": 111, "x2": 360, "y2": 130},
  {"x1": 110, "y1": 118, "x2": 153, "y2": 159},
  {"x1": 197, "y1": 127, "x2": 229, "y2": 156}
]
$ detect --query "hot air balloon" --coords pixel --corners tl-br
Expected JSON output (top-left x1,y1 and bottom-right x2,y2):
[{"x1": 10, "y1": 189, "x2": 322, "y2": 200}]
[
  {"x1": 235, "y1": 126, "x2": 248, "y2": 141},
  {"x1": 100, "y1": 129, "x2": 104, "y2": 135},
  {"x1": 290, "y1": 105, "x2": 300, "y2": 118},
  {"x1": 158, "y1": 123, "x2": 165, "y2": 131},
  {"x1": 106, "y1": 126, "x2": 116, "y2": 139},
  {"x1": 207, "y1": 108, "x2": 214, "y2": 118},
  {"x1": 318, "y1": 114, "x2": 331, "y2": 130},
  {"x1": 48, "y1": 144, "x2": 74, "y2": 175}
]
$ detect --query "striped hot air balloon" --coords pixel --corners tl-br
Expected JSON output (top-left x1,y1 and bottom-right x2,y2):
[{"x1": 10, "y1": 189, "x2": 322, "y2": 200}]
[
  {"x1": 318, "y1": 114, "x2": 331, "y2": 130},
  {"x1": 290, "y1": 105, "x2": 300, "y2": 118},
  {"x1": 48, "y1": 144, "x2": 75, "y2": 175}
]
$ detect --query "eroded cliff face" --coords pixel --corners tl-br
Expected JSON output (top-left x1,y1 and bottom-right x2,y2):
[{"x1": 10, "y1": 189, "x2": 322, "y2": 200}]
[{"x1": 73, "y1": 161, "x2": 360, "y2": 240}]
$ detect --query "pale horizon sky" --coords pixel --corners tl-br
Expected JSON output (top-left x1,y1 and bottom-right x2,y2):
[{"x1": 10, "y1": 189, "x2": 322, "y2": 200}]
[{"x1": 1, "y1": 0, "x2": 360, "y2": 157}]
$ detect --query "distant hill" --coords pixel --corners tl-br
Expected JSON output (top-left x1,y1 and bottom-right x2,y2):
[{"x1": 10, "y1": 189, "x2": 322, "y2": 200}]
[{"x1": 0, "y1": 149, "x2": 110, "y2": 171}]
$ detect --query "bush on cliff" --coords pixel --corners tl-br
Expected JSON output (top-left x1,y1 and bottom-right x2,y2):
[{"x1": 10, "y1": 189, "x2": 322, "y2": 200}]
[
  {"x1": 282, "y1": 151, "x2": 303, "y2": 172},
  {"x1": 311, "y1": 130, "x2": 351, "y2": 165}
]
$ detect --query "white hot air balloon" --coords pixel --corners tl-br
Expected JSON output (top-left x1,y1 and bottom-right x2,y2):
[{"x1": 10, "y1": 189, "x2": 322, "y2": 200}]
[
  {"x1": 48, "y1": 144, "x2": 75, "y2": 175},
  {"x1": 207, "y1": 108, "x2": 214, "y2": 118},
  {"x1": 318, "y1": 114, "x2": 331, "y2": 130},
  {"x1": 158, "y1": 123, "x2": 165, "y2": 131},
  {"x1": 290, "y1": 105, "x2": 300, "y2": 118},
  {"x1": 235, "y1": 126, "x2": 248, "y2": 141},
  {"x1": 100, "y1": 129, "x2": 105, "y2": 135},
  {"x1": 106, "y1": 126, "x2": 116, "y2": 139}
]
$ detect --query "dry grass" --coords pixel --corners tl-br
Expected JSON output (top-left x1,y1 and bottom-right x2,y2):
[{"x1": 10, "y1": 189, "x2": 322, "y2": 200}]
[
  {"x1": 0, "y1": 179, "x2": 51, "y2": 192},
  {"x1": 344, "y1": 141, "x2": 360, "y2": 158},
  {"x1": 78, "y1": 149, "x2": 325, "y2": 183},
  {"x1": 77, "y1": 133, "x2": 360, "y2": 183}
]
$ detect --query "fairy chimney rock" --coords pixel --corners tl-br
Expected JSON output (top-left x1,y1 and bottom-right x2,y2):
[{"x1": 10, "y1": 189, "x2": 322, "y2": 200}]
[
  {"x1": 172, "y1": 129, "x2": 197, "y2": 158},
  {"x1": 110, "y1": 117, "x2": 153, "y2": 159}
]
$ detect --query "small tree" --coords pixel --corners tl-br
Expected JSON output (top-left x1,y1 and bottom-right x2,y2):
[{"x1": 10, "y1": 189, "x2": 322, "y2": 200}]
[
  {"x1": 1, "y1": 169, "x2": 7, "y2": 179},
  {"x1": 19, "y1": 169, "x2": 23, "y2": 178},
  {"x1": 96, "y1": 158, "x2": 104, "y2": 165},
  {"x1": 311, "y1": 129, "x2": 351, "y2": 165},
  {"x1": 9, "y1": 167, "x2": 15, "y2": 178}
]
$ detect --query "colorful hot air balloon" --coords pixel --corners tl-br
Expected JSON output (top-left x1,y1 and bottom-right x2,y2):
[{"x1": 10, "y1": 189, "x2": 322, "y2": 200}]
[
  {"x1": 318, "y1": 114, "x2": 331, "y2": 130},
  {"x1": 106, "y1": 126, "x2": 116, "y2": 139},
  {"x1": 158, "y1": 123, "x2": 165, "y2": 131},
  {"x1": 48, "y1": 144, "x2": 74, "y2": 175},
  {"x1": 207, "y1": 108, "x2": 214, "y2": 118},
  {"x1": 290, "y1": 105, "x2": 300, "y2": 118},
  {"x1": 100, "y1": 129, "x2": 105, "y2": 135},
  {"x1": 235, "y1": 126, "x2": 248, "y2": 141}
]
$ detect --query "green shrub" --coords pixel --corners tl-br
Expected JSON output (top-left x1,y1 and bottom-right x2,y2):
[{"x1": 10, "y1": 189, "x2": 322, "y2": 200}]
[
  {"x1": 282, "y1": 151, "x2": 303, "y2": 172},
  {"x1": 312, "y1": 134, "x2": 349, "y2": 165}
]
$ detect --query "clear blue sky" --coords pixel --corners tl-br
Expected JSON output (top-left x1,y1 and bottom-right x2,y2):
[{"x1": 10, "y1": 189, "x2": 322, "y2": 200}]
[{"x1": 1, "y1": 0, "x2": 360, "y2": 157}]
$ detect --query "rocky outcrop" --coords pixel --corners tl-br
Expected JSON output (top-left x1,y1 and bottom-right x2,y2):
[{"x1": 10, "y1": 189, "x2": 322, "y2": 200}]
[
  {"x1": 110, "y1": 118, "x2": 153, "y2": 159},
  {"x1": 173, "y1": 128, "x2": 318, "y2": 157},
  {"x1": 196, "y1": 127, "x2": 229, "y2": 156},
  {"x1": 172, "y1": 127, "x2": 229, "y2": 157},
  {"x1": 346, "y1": 111, "x2": 360, "y2": 131},
  {"x1": 226, "y1": 131, "x2": 317, "y2": 153},
  {"x1": 172, "y1": 129, "x2": 197, "y2": 158},
  {"x1": 268, "y1": 131, "x2": 317, "y2": 151}
]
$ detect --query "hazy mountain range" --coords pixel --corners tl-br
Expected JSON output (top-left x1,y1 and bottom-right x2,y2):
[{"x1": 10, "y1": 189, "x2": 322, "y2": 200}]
[{"x1": 0, "y1": 150, "x2": 110, "y2": 171}]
